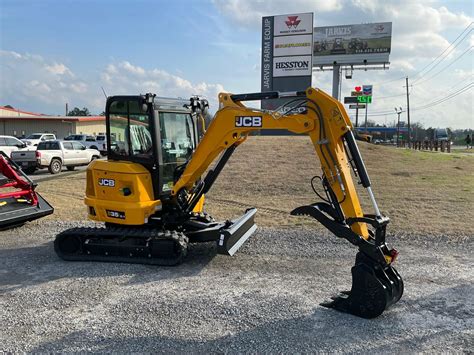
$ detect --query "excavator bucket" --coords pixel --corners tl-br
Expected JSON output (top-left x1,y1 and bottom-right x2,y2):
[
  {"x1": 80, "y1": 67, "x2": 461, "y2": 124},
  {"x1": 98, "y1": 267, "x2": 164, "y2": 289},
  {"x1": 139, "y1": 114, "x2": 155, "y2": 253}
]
[
  {"x1": 291, "y1": 204, "x2": 403, "y2": 318},
  {"x1": 321, "y1": 251, "x2": 404, "y2": 319},
  {"x1": 0, "y1": 152, "x2": 53, "y2": 230}
]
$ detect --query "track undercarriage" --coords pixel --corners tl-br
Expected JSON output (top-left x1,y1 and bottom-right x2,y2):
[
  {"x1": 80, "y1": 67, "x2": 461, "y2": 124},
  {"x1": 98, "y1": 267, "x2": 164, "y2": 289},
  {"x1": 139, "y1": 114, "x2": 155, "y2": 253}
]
[{"x1": 55, "y1": 208, "x2": 257, "y2": 266}]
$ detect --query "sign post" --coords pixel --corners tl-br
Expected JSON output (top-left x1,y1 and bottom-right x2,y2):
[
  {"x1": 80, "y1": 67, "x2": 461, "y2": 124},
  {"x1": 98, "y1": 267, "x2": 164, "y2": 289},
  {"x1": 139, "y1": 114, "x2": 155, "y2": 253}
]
[{"x1": 362, "y1": 85, "x2": 373, "y2": 132}]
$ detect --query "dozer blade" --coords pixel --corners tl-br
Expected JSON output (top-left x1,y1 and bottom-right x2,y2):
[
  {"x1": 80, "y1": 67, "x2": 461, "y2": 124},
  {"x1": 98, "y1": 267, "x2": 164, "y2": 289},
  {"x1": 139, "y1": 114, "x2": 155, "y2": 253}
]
[
  {"x1": 321, "y1": 251, "x2": 404, "y2": 319},
  {"x1": 216, "y1": 208, "x2": 257, "y2": 256},
  {"x1": 0, "y1": 193, "x2": 54, "y2": 230}
]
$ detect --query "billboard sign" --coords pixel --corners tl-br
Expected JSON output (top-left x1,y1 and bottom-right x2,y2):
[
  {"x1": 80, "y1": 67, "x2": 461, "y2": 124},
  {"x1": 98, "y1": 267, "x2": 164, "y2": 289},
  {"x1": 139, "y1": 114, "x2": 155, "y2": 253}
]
[
  {"x1": 273, "y1": 55, "x2": 312, "y2": 77},
  {"x1": 273, "y1": 13, "x2": 313, "y2": 36},
  {"x1": 313, "y1": 22, "x2": 392, "y2": 66},
  {"x1": 261, "y1": 12, "x2": 313, "y2": 111},
  {"x1": 273, "y1": 34, "x2": 313, "y2": 56}
]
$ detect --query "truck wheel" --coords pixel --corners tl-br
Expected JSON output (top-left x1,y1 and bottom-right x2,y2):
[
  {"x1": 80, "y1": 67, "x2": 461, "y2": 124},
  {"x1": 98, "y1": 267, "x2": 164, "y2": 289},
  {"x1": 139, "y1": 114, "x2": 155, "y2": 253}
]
[
  {"x1": 67, "y1": 166, "x2": 75, "y2": 171},
  {"x1": 90, "y1": 145, "x2": 98, "y2": 150},
  {"x1": 90, "y1": 155, "x2": 99, "y2": 162},
  {"x1": 48, "y1": 159, "x2": 62, "y2": 174}
]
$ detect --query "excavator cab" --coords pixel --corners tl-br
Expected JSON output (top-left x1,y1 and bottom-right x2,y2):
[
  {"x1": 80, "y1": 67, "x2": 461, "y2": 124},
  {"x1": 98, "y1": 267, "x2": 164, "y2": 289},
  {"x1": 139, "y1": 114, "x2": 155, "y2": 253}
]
[{"x1": 105, "y1": 95, "x2": 199, "y2": 200}]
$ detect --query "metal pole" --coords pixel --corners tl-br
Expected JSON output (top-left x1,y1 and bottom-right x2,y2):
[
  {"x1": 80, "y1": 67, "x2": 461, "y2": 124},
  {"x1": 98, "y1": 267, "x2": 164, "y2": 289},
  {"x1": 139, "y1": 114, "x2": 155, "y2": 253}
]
[
  {"x1": 332, "y1": 65, "x2": 340, "y2": 100},
  {"x1": 355, "y1": 106, "x2": 359, "y2": 127},
  {"x1": 406, "y1": 76, "x2": 411, "y2": 148},
  {"x1": 397, "y1": 112, "x2": 400, "y2": 147},
  {"x1": 364, "y1": 102, "x2": 368, "y2": 133}
]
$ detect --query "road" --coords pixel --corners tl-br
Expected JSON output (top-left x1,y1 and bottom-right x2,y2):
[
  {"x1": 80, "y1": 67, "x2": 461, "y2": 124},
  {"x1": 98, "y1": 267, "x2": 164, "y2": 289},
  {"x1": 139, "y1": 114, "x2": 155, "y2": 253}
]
[
  {"x1": 1, "y1": 222, "x2": 472, "y2": 352},
  {"x1": 30, "y1": 165, "x2": 87, "y2": 182}
]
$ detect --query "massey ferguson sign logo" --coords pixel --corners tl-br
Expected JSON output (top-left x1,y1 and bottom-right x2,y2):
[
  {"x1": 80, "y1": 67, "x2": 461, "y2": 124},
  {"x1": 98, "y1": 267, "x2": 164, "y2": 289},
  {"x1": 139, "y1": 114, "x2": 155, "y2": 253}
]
[
  {"x1": 273, "y1": 13, "x2": 313, "y2": 36},
  {"x1": 285, "y1": 16, "x2": 301, "y2": 29}
]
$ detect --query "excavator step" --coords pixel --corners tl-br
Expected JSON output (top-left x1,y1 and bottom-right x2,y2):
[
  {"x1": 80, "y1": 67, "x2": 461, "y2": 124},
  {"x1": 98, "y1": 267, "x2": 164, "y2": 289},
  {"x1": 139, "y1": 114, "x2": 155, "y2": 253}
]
[{"x1": 54, "y1": 227, "x2": 188, "y2": 266}]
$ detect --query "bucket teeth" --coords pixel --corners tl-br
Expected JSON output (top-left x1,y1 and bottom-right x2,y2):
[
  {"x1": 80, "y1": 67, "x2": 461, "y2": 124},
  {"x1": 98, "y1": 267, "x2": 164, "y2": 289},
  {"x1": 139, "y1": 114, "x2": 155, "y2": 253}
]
[{"x1": 321, "y1": 252, "x2": 404, "y2": 319}]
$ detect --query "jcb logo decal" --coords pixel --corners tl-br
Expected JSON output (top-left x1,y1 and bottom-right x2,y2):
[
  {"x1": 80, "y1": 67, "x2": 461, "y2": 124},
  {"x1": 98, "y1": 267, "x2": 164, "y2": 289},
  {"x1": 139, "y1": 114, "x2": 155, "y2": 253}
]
[
  {"x1": 235, "y1": 116, "x2": 262, "y2": 127},
  {"x1": 98, "y1": 178, "x2": 115, "y2": 187}
]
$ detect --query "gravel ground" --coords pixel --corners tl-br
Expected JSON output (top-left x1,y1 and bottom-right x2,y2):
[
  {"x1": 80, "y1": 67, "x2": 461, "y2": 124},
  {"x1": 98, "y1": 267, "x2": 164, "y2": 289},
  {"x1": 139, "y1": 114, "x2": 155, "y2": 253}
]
[{"x1": 1, "y1": 221, "x2": 473, "y2": 353}]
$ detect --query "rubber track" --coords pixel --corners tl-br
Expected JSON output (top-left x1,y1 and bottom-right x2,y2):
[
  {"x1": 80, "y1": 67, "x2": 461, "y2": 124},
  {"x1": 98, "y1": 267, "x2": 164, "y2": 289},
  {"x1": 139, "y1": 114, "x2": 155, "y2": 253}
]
[{"x1": 54, "y1": 226, "x2": 188, "y2": 266}]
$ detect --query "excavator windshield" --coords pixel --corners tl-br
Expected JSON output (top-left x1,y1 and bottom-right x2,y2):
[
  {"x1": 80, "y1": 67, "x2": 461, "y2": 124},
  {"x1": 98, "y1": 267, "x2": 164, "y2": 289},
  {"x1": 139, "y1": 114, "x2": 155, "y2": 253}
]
[{"x1": 158, "y1": 111, "x2": 195, "y2": 191}]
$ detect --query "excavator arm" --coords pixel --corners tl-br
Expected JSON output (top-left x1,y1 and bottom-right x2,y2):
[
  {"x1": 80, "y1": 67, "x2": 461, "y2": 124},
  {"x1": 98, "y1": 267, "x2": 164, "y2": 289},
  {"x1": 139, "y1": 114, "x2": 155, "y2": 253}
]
[{"x1": 171, "y1": 87, "x2": 403, "y2": 318}]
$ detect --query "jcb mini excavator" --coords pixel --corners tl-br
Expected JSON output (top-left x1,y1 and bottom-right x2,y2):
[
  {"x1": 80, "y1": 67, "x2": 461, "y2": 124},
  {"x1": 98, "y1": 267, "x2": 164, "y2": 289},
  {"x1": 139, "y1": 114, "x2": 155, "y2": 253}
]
[{"x1": 55, "y1": 87, "x2": 403, "y2": 318}]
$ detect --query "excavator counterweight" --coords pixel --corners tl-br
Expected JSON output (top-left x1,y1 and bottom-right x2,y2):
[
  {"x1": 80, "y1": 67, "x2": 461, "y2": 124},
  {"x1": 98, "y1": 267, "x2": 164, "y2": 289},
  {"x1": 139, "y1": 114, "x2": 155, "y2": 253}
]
[{"x1": 54, "y1": 87, "x2": 403, "y2": 318}]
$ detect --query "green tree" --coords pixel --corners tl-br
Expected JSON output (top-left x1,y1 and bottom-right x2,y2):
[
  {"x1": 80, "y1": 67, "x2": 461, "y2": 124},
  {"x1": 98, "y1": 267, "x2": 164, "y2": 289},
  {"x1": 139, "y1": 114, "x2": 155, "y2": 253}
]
[{"x1": 67, "y1": 107, "x2": 91, "y2": 116}]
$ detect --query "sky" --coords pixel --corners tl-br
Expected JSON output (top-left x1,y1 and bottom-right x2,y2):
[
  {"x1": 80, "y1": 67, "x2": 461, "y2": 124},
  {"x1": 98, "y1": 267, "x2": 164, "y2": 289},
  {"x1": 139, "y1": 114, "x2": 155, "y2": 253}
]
[{"x1": 0, "y1": 0, "x2": 472, "y2": 129}]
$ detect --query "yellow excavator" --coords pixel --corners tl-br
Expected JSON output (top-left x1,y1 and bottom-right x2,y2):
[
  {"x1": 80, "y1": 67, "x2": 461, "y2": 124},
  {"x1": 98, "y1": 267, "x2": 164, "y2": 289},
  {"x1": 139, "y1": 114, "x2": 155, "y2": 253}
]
[{"x1": 55, "y1": 87, "x2": 403, "y2": 318}]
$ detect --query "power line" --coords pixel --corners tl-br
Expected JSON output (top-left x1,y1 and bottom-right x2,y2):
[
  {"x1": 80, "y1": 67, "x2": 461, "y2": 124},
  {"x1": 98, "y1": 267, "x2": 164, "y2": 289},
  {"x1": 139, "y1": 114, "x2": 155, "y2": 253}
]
[
  {"x1": 412, "y1": 74, "x2": 473, "y2": 106},
  {"x1": 412, "y1": 83, "x2": 473, "y2": 111},
  {"x1": 367, "y1": 83, "x2": 473, "y2": 117},
  {"x1": 411, "y1": 22, "x2": 473, "y2": 83},
  {"x1": 375, "y1": 93, "x2": 406, "y2": 100},
  {"x1": 414, "y1": 46, "x2": 473, "y2": 86}
]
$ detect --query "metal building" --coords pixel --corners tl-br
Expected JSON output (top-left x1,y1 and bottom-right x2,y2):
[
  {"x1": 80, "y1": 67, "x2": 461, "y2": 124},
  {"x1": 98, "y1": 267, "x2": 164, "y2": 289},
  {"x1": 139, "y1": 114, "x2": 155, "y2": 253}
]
[{"x1": 0, "y1": 106, "x2": 105, "y2": 139}]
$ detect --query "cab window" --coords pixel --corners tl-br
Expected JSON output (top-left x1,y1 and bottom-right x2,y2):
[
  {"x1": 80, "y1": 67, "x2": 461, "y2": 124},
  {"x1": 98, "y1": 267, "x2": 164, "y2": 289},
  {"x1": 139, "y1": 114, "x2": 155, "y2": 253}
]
[
  {"x1": 72, "y1": 142, "x2": 85, "y2": 150},
  {"x1": 108, "y1": 100, "x2": 153, "y2": 159},
  {"x1": 6, "y1": 137, "x2": 21, "y2": 146},
  {"x1": 159, "y1": 112, "x2": 195, "y2": 191}
]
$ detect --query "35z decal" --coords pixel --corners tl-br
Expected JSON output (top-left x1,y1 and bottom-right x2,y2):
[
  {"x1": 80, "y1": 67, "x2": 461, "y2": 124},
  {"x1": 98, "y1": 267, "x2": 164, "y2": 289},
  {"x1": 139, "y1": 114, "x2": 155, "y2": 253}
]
[
  {"x1": 235, "y1": 116, "x2": 262, "y2": 127},
  {"x1": 106, "y1": 210, "x2": 125, "y2": 219}
]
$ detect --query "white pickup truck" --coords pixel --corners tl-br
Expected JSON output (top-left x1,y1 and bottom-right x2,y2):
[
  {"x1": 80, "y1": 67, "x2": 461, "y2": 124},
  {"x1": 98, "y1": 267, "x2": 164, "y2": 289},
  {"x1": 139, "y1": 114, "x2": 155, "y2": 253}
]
[
  {"x1": 36, "y1": 140, "x2": 101, "y2": 174},
  {"x1": 21, "y1": 133, "x2": 56, "y2": 147},
  {"x1": 63, "y1": 134, "x2": 101, "y2": 150}
]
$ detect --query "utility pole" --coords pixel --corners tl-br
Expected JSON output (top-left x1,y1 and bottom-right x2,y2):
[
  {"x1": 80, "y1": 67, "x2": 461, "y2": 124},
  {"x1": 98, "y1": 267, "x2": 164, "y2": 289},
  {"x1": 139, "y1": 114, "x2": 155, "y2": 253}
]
[
  {"x1": 405, "y1": 77, "x2": 411, "y2": 148},
  {"x1": 65, "y1": 103, "x2": 68, "y2": 116}
]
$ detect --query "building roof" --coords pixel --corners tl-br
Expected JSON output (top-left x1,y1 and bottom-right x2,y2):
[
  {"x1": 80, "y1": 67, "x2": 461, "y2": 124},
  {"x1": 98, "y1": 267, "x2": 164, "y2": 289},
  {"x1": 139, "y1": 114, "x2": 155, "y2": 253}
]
[
  {"x1": 0, "y1": 106, "x2": 46, "y2": 117},
  {"x1": 0, "y1": 115, "x2": 105, "y2": 122}
]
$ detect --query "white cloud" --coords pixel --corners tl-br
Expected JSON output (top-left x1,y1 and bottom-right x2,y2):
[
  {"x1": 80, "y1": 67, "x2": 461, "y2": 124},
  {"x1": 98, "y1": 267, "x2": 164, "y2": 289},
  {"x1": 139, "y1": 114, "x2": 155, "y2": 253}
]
[
  {"x1": 101, "y1": 61, "x2": 225, "y2": 109},
  {"x1": 0, "y1": 50, "x2": 226, "y2": 114},
  {"x1": 45, "y1": 62, "x2": 73, "y2": 76},
  {"x1": 0, "y1": 50, "x2": 87, "y2": 107}
]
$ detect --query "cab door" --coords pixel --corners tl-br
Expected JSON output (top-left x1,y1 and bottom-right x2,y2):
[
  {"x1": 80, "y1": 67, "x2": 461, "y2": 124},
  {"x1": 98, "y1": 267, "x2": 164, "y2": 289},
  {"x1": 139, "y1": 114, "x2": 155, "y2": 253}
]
[
  {"x1": 62, "y1": 142, "x2": 75, "y2": 164},
  {"x1": 72, "y1": 142, "x2": 89, "y2": 164}
]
